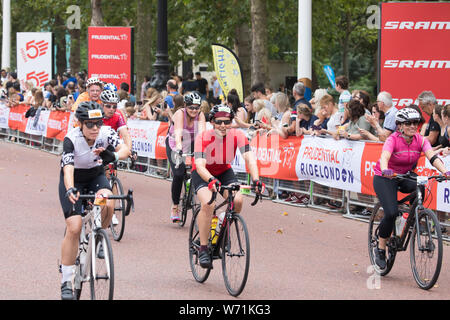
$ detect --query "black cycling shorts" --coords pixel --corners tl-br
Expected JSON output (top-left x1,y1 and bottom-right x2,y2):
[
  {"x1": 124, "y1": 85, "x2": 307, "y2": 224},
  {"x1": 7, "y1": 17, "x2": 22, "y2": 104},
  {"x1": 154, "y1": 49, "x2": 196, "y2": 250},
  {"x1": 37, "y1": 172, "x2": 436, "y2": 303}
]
[
  {"x1": 191, "y1": 168, "x2": 238, "y2": 194},
  {"x1": 58, "y1": 168, "x2": 111, "y2": 219}
]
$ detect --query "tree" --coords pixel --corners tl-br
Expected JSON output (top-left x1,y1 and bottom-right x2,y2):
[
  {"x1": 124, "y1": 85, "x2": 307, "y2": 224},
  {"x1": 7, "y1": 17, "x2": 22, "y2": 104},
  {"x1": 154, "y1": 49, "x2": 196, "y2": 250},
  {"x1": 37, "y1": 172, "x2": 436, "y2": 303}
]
[
  {"x1": 250, "y1": 0, "x2": 269, "y2": 87},
  {"x1": 90, "y1": 0, "x2": 104, "y2": 26}
]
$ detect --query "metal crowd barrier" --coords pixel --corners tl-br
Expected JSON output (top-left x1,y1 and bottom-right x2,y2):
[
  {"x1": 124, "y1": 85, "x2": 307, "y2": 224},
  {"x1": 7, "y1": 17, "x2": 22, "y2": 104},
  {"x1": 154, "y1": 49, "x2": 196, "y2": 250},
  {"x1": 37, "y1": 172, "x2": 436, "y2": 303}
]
[{"x1": 1, "y1": 129, "x2": 448, "y2": 242}]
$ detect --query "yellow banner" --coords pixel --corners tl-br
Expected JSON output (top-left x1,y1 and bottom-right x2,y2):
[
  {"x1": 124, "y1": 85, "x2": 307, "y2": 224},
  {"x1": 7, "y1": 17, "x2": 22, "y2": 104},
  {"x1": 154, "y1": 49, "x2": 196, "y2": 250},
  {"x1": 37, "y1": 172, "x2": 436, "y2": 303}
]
[{"x1": 211, "y1": 44, "x2": 244, "y2": 102}]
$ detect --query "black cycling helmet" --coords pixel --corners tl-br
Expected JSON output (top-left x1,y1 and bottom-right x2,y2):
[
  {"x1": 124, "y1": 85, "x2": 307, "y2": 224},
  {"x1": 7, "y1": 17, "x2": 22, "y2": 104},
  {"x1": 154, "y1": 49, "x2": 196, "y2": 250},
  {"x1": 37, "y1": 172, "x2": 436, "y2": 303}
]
[
  {"x1": 184, "y1": 91, "x2": 202, "y2": 106},
  {"x1": 209, "y1": 105, "x2": 234, "y2": 120},
  {"x1": 75, "y1": 101, "x2": 104, "y2": 122},
  {"x1": 395, "y1": 107, "x2": 421, "y2": 125}
]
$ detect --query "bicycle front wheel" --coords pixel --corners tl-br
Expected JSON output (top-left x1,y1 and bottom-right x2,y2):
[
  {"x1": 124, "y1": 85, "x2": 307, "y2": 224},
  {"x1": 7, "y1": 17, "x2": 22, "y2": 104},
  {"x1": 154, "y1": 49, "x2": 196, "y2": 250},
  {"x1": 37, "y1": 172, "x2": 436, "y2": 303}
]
[
  {"x1": 368, "y1": 203, "x2": 397, "y2": 276},
  {"x1": 90, "y1": 228, "x2": 114, "y2": 300},
  {"x1": 221, "y1": 213, "x2": 250, "y2": 297},
  {"x1": 188, "y1": 207, "x2": 211, "y2": 282},
  {"x1": 410, "y1": 208, "x2": 443, "y2": 290},
  {"x1": 110, "y1": 177, "x2": 126, "y2": 241},
  {"x1": 178, "y1": 179, "x2": 190, "y2": 227}
]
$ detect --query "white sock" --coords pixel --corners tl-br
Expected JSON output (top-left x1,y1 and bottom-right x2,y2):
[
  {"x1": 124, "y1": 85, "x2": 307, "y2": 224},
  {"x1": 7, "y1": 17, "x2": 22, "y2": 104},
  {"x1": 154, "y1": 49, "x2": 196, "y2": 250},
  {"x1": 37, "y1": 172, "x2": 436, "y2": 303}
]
[{"x1": 61, "y1": 265, "x2": 74, "y2": 284}]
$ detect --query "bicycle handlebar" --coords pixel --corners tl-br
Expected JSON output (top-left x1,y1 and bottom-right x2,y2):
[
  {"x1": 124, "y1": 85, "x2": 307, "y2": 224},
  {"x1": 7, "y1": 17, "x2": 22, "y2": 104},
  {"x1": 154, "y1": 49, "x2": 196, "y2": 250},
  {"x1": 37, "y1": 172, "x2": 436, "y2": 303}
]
[
  {"x1": 207, "y1": 184, "x2": 262, "y2": 207},
  {"x1": 393, "y1": 172, "x2": 449, "y2": 183},
  {"x1": 78, "y1": 189, "x2": 135, "y2": 215}
]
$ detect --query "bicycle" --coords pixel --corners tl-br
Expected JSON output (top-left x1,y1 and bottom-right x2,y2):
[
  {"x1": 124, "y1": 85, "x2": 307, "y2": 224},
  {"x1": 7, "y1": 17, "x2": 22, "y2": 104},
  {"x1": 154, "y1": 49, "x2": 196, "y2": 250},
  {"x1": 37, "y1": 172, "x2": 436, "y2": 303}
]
[
  {"x1": 106, "y1": 162, "x2": 127, "y2": 241},
  {"x1": 368, "y1": 172, "x2": 447, "y2": 290},
  {"x1": 175, "y1": 153, "x2": 197, "y2": 227},
  {"x1": 188, "y1": 183, "x2": 261, "y2": 297},
  {"x1": 63, "y1": 189, "x2": 134, "y2": 300}
]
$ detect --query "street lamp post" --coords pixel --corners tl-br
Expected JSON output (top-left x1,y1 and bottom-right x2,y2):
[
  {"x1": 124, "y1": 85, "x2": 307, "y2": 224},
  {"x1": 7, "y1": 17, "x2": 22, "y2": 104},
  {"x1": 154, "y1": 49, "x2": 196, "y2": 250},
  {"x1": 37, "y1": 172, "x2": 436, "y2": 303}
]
[{"x1": 149, "y1": 0, "x2": 171, "y2": 91}]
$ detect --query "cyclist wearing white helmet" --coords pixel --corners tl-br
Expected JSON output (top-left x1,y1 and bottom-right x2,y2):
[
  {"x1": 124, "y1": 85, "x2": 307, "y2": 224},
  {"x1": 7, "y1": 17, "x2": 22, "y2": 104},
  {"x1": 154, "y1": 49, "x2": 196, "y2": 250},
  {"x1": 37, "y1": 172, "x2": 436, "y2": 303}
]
[
  {"x1": 71, "y1": 76, "x2": 104, "y2": 112},
  {"x1": 372, "y1": 107, "x2": 449, "y2": 270},
  {"x1": 100, "y1": 89, "x2": 132, "y2": 151},
  {"x1": 166, "y1": 91, "x2": 206, "y2": 222}
]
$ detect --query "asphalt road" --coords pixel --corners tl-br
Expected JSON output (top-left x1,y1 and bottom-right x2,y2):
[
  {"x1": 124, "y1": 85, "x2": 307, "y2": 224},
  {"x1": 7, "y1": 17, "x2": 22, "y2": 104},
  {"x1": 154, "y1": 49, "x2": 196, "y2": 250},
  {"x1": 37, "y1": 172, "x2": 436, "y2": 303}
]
[{"x1": 0, "y1": 140, "x2": 449, "y2": 301}]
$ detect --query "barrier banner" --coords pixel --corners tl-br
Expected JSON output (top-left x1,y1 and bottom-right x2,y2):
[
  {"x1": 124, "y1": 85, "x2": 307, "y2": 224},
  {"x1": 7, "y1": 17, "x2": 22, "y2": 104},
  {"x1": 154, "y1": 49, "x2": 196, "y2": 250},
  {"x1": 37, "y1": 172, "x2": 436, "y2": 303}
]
[
  {"x1": 127, "y1": 120, "x2": 168, "y2": 159},
  {"x1": 16, "y1": 32, "x2": 52, "y2": 88},
  {"x1": 7, "y1": 105, "x2": 28, "y2": 132},
  {"x1": 88, "y1": 27, "x2": 134, "y2": 92},
  {"x1": 379, "y1": 2, "x2": 450, "y2": 108},
  {"x1": 25, "y1": 109, "x2": 50, "y2": 136},
  {"x1": 45, "y1": 111, "x2": 72, "y2": 141},
  {"x1": 250, "y1": 134, "x2": 302, "y2": 181},
  {"x1": 295, "y1": 136, "x2": 365, "y2": 193},
  {"x1": 0, "y1": 104, "x2": 10, "y2": 129}
]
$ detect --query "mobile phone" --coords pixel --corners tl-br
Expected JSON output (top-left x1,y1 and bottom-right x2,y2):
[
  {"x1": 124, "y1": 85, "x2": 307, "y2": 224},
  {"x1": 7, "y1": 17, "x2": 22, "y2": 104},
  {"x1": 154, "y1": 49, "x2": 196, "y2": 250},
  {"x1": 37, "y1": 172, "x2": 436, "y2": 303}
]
[{"x1": 136, "y1": 101, "x2": 143, "y2": 106}]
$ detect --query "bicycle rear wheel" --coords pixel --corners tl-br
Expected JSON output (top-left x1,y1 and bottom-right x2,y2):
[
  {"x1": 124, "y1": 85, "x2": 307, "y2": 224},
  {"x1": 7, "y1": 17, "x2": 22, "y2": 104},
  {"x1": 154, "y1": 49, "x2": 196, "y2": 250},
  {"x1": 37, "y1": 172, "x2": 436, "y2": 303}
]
[
  {"x1": 90, "y1": 228, "x2": 114, "y2": 300},
  {"x1": 410, "y1": 208, "x2": 443, "y2": 290},
  {"x1": 221, "y1": 213, "x2": 250, "y2": 297},
  {"x1": 188, "y1": 207, "x2": 211, "y2": 282},
  {"x1": 178, "y1": 179, "x2": 190, "y2": 227},
  {"x1": 110, "y1": 177, "x2": 126, "y2": 241},
  {"x1": 368, "y1": 203, "x2": 397, "y2": 276}
]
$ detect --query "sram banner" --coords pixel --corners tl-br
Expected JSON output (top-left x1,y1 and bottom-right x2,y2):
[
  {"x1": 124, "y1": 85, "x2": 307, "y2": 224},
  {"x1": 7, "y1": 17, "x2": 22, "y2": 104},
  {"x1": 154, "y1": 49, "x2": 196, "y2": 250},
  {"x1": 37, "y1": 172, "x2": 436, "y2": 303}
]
[
  {"x1": 88, "y1": 27, "x2": 134, "y2": 92},
  {"x1": 379, "y1": 2, "x2": 450, "y2": 108},
  {"x1": 16, "y1": 32, "x2": 52, "y2": 88}
]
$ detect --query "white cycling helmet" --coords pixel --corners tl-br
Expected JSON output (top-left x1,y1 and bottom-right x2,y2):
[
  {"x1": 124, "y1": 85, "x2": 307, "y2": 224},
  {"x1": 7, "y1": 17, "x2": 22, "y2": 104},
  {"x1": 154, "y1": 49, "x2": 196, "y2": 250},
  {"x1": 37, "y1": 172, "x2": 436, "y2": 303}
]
[
  {"x1": 395, "y1": 107, "x2": 422, "y2": 124},
  {"x1": 86, "y1": 77, "x2": 104, "y2": 88},
  {"x1": 184, "y1": 91, "x2": 202, "y2": 106},
  {"x1": 100, "y1": 90, "x2": 120, "y2": 104}
]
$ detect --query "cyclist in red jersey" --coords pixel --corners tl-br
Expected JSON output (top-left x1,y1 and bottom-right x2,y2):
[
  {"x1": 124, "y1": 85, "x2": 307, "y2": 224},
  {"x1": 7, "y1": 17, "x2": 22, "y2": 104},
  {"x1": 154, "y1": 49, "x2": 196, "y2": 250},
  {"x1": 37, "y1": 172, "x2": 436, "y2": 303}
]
[
  {"x1": 192, "y1": 105, "x2": 265, "y2": 268},
  {"x1": 100, "y1": 89, "x2": 132, "y2": 151}
]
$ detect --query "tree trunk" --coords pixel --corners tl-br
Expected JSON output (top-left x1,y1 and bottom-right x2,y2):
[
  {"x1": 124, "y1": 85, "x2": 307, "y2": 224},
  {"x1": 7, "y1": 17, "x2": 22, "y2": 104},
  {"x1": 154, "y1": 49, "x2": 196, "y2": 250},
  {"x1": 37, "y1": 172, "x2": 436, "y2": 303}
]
[
  {"x1": 250, "y1": 0, "x2": 268, "y2": 87},
  {"x1": 342, "y1": 12, "x2": 351, "y2": 80},
  {"x1": 69, "y1": 29, "x2": 81, "y2": 75},
  {"x1": 54, "y1": 16, "x2": 67, "y2": 76},
  {"x1": 135, "y1": 0, "x2": 153, "y2": 100},
  {"x1": 234, "y1": 23, "x2": 251, "y2": 98},
  {"x1": 91, "y1": 0, "x2": 104, "y2": 26}
]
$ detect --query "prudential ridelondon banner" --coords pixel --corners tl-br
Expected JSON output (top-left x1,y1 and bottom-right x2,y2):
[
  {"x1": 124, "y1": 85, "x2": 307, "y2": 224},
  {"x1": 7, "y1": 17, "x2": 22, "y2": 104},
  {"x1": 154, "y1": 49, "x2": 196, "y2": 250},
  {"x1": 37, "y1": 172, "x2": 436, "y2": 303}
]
[
  {"x1": 211, "y1": 44, "x2": 244, "y2": 102},
  {"x1": 17, "y1": 32, "x2": 52, "y2": 88}
]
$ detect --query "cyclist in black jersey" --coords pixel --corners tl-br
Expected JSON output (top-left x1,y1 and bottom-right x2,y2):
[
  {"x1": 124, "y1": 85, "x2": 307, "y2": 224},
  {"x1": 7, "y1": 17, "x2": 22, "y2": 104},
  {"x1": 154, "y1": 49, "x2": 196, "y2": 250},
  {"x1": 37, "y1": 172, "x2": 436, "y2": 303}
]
[{"x1": 58, "y1": 101, "x2": 130, "y2": 300}]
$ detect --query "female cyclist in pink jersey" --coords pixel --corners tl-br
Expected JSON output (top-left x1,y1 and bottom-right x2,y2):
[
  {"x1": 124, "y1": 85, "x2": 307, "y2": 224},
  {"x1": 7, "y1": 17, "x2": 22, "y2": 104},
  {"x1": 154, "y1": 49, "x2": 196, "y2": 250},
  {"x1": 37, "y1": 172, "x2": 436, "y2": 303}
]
[{"x1": 373, "y1": 107, "x2": 449, "y2": 269}]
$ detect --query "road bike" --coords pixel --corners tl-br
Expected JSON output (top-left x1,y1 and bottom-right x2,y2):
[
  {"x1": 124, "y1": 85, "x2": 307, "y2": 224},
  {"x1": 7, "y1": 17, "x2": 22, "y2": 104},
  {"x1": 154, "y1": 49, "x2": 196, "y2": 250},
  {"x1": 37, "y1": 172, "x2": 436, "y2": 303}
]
[
  {"x1": 175, "y1": 153, "x2": 197, "y2": 227},
  {"x1": 63, "y1": 190, "x2": 134, "y2": 300},
  {"x1": 106, "y1": 162, "x2": 128, "y2": 241},
  {"x1": 368, "y1": 172, "x2": 447, "y2": 290},
  {"x1": 188, "y1": 184, "x2": 261, "y2": 297}
]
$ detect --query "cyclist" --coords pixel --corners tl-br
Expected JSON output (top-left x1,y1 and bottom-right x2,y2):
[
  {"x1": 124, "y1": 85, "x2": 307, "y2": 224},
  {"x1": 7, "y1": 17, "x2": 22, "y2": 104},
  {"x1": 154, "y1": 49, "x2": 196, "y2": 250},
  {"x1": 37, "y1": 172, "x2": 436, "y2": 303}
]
[
  {"x1": 71, "y1": 77, "x2": 103, "y2": 112},
  {"x1": 58, "y1": 101, "x2": 130, "y2": 300},
  {"x1": 166, "y1": 91, "x2": 206, "y2": 222},
  {"x1": 192, "y1": 105, "x2": 265, "y2": 268},
  {"x1": 373, "y1": 107, "x2": 449, "y2": 269}
]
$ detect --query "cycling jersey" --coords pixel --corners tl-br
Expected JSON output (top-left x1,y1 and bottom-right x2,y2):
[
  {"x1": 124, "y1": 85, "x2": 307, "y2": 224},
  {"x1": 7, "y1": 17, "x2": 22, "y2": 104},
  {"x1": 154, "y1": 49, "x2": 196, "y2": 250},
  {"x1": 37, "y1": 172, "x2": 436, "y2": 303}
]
[
  {"x1": 193, "y1": 128, "x2": 250, "y2": 176},
  {"x1": 103, "y1": 112, "x2": 127, "y2": 132},
  {"x1": 374, "y1": 132, "x2": 432, "y2": 176},
  {"x1": 61, "y1": 125, "x2": 121, "y2": 182},
  {"x1": 71, "y1": 92, "x2": 102, "y2": 112}
]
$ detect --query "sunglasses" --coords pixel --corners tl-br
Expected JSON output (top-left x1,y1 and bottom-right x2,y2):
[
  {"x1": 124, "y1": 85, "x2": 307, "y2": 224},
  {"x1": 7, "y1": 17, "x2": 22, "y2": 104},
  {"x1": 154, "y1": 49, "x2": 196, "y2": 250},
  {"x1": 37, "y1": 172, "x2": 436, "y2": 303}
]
[
  {"x1": 104, "y1": 104, "x2": 117, "y2": 109},
  {"x1": 214, "y1": 119, "x2": 232, "y2": 125},
  {"x1": 83, "y1": 120, "x2": 104, "y2": 129},
  {"x1": 187, "y1": 106, "x2": 200, "y2": 110},
  {"x1": 403, "y1": 121, "x2": 420, "y2": 126}
]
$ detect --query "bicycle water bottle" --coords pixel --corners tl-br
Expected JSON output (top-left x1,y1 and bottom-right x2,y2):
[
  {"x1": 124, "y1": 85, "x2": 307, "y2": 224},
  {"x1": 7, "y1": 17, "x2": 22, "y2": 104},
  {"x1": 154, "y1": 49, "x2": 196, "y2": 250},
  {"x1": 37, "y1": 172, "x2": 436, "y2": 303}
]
[
  {"x1": 215, "y1": 212, "x2": 226, "y2": 237},
  {"x1": 186, "y1": 178, "x2": 191, "y2": 193},
  {"x1": 210, "y1": 215, "x2": 219, "y2": 245},
  {"x1": 395, "y1": 212, "x2": 409, "y2": 236}
]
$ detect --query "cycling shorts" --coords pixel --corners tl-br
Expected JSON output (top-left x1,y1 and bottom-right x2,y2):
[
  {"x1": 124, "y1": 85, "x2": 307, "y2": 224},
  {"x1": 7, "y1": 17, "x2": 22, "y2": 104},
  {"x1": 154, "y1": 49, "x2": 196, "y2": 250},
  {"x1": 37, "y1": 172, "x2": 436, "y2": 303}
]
[
  {"x1": 191, "y1": 168, "x2": 238, "y2": 194},
  {"x1": 58, "y1": 168, "x2": 111, "y2": 219}
]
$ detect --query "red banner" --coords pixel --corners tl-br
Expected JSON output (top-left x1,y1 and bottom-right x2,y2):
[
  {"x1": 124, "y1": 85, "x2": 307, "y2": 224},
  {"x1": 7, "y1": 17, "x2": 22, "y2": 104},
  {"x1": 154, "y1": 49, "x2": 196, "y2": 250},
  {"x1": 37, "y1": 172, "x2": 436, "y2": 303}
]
[
  {"x1": 88, "y1": 27, "x2": 134, "y2": 92},
  {"x1": 8, "y1": 105, "x2": 28, "y2": 132},
  {"x1": 155, "y1": 122, "x2": 169, "y2": 160},
  {"x1": 379, "y1": 2, "x2": 450, "y2": 108},
  {"x1": 46, "y1": 111, "x2": 71, "y2": 141}
]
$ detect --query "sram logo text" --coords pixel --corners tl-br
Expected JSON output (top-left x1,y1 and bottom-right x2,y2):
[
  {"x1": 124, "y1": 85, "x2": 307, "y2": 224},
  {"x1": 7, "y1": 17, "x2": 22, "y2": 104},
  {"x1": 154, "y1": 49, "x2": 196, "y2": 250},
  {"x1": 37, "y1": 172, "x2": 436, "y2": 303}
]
[
  {"x1": 384, "y1": 21, "x2": 450, "y2": 30},
  {"x1": 384, "y1": 60, "x2": 450, "y2": 69}
]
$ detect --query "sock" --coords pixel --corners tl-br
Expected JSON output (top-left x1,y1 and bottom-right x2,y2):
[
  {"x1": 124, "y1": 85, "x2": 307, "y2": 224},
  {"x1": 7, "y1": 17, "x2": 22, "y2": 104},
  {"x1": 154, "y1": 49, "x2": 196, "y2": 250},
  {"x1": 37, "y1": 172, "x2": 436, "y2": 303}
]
[
  {"x1": 61, "y1": 265, "x2": 74, "y2": 284},
  {"x1": 200, "y1": 245, "x2": 208, "y2": 252}
]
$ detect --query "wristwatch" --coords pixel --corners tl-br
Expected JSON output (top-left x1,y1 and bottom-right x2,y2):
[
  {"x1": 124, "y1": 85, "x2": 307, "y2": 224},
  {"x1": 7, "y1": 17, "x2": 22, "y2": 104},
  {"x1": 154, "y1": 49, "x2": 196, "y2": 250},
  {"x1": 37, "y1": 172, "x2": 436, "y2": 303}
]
[{"x1": 347, "y1": 133, "x2": 351, "y2": 139}]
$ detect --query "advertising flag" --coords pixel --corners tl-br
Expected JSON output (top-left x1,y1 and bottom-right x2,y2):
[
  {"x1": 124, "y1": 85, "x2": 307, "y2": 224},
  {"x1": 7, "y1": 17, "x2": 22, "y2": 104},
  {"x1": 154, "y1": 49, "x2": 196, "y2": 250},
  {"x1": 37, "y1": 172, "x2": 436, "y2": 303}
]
[{"x1": 211, "y1": 44, "x2": 244, "y2": 102}]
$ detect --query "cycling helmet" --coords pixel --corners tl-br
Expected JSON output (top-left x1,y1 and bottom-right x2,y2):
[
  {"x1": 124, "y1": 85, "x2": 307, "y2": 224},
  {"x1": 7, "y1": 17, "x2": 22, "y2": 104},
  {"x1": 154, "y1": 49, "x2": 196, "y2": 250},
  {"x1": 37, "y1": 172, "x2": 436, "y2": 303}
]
[
  {"x1": 100, "y1": 89, "x2": 120, "y2": 104},
  {"x1": 209, "y1": 105, "x2": 234, "y2": 120},
  {"x1": 103, "y1": 82, "x2": 118, "y2": 91},
  {"x1": 184, "y1": 91, "x2": 202, "y2": 106},
  {"x1": 75, "y1": 101, "x2": 104, "y2": 122},
  {"x1": 395, "y1": 107, "x2": 422, "y2": 124},
  {"x1": 86, "y1": 77, "x2": 104, "y2": 88}
]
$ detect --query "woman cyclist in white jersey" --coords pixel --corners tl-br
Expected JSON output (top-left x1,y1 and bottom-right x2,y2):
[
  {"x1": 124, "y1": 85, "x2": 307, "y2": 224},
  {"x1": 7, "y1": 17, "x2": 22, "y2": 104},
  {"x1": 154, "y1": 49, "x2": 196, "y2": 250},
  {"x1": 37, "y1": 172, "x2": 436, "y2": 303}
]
[{"x1": 58, "y1": 101, "x2": 130, "y2": 300}]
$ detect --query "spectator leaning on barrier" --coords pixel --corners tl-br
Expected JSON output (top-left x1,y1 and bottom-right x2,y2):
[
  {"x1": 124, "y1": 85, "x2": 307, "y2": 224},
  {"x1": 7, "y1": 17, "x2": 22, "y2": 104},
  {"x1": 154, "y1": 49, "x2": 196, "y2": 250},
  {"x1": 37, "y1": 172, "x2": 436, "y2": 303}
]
[
  {"x1": 296, "y1": 103, "x2": 318, "y2": 137},
  {"x1": 267, "y1": 92, "x2": 292, "y2": 138},
  {"x1": 334, "y1": 99, "x2": 372, "y2": 141},
  {"x1": 292, "y1": 82, "x2": 312, "y2": 110},
  {"x1": 418, "y1": 91, "x2": 440, "y2": 147},
  {"x1": 310, "y1": 88, "x2": 328, "y2": 116},
  {"x1": 365, "y1": 91, "x2": 397, "y2": 142}
]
